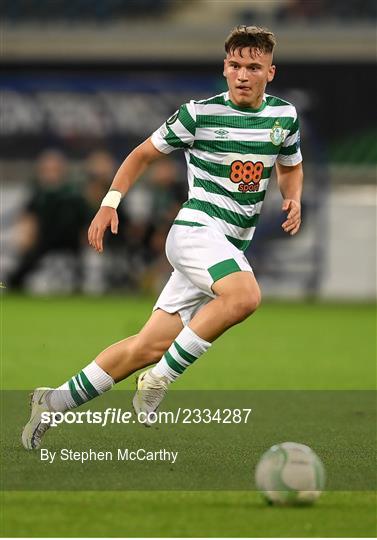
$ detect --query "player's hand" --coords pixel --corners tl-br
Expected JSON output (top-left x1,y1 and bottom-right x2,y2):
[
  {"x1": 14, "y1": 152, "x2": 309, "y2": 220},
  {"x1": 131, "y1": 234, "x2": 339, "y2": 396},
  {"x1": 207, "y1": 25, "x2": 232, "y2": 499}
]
[
  {"x1": 88, "y1": 207, "x2": 118, "y2": 253},
  {"x1": 281, "y1": 199, "x2": 301, "y2": 236}
]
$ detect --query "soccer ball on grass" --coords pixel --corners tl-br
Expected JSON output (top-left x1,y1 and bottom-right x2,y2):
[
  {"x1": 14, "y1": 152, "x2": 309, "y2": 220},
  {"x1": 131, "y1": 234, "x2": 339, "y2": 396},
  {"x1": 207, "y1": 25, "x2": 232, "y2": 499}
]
[{"x1": 255, "y1": 441, "x2": 326, "y2": 505}]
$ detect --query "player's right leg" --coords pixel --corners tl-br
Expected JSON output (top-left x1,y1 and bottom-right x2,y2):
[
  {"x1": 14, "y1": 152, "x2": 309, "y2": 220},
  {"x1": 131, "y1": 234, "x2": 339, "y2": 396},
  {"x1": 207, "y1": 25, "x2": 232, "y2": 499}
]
[
  {"x1": 133, "y1": 224, "x2": 261, "y2": 421},
  {"x1": 21, "y1": 309, "x2": 183, "y2": 449}
]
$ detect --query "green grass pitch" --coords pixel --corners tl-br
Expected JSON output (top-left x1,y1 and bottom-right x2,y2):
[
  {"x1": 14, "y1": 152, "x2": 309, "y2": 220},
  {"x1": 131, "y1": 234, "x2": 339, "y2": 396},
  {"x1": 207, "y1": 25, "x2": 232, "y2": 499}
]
[{"x1": 1, "y1": 295, "x2": 376, "y2": 537}]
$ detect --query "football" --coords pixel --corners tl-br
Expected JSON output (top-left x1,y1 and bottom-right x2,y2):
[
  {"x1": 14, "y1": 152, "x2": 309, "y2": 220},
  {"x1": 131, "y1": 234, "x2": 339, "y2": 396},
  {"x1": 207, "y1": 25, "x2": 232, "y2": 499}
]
[{"x1": 255, "y1": 442, "x2": 326, "y2": 505}]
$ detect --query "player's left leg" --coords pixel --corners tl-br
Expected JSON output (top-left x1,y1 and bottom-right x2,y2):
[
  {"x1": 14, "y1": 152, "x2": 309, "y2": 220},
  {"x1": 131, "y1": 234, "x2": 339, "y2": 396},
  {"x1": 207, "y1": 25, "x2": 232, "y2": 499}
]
[
  {"x1": 94, "y1": 309, "x2": 183, "y2": 382},
  {"x1": 22, "y1": 308, "x2": 183, "y2": 449}
]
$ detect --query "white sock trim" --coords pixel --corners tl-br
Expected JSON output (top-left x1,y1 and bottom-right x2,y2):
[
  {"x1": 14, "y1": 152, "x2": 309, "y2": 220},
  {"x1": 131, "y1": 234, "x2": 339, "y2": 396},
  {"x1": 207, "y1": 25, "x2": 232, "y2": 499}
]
[
  {"x1": 151, "y1": 362, "x2": 176, "y2": 381},
  {"x1": 151, "y1": 325, "x2": 211, "y2": 381},
  {"x1": 177, "y1": 325, "x2": 211, "y2": 358},
  {"x1": 49, "y1": 361, "x2": 114, "y2": 412},
  {"x1": 185, "y1": 325, "x2": 211, "y2": 347},
  {"x1": 84, "y1": 360, "x2": 114, "y2": 393}
]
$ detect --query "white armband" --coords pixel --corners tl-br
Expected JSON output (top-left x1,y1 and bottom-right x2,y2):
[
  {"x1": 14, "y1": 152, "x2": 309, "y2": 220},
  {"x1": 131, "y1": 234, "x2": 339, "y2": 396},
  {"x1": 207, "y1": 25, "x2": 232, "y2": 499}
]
[{"x1": 100, "y1": 190, "x2": 122, "y2": 209}]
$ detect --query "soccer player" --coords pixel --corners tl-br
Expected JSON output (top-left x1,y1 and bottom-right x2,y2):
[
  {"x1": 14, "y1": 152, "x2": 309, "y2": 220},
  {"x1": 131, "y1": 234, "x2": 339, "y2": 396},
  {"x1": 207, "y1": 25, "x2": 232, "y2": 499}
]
[{"x1": 22, "y1": 25, "x2": 302, "y2": 449}]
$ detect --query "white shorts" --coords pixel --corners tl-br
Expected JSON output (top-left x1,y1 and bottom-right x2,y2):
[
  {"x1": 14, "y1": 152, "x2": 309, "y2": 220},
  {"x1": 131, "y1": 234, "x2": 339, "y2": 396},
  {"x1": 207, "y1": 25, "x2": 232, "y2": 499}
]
[{"x1": 153, "y1": 223, "x2": 253, "y2": 325}]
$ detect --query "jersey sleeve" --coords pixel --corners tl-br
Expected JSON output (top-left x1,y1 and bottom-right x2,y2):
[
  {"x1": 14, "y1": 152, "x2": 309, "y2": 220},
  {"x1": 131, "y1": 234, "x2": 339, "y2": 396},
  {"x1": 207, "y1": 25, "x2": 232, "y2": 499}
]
[
  {"x1": 276, "y1": 108, "x2": 302, "y2": 166},
  {"x1": 151, "y1": 101, "x2": 196, "y2": 154}
]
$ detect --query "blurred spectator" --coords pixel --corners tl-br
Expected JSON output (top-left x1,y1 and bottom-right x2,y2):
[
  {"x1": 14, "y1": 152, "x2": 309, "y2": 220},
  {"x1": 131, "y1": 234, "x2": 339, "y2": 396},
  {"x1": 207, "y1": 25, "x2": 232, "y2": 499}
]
[
  {"x1": 121, "y1": 157, "x2": 186, "y2": 266},
  {"x1": 82, "y1": 149, "x2": 126, "y2": 246},
  {"x1": 7, "y1": 149, "x2": 88, "y2": 290},
  {"x1": 80, "y1": 149, "x2": 133, "y2": 293},
  {"x1": 148, "y1": 158, "x2": 186, "y2": 227},
  {"x1": 138, "y1": 158, "x2": 186, "y2": 294},
  {"x1": 84, "y1": 149, "x2": 117, "y2": 212}
]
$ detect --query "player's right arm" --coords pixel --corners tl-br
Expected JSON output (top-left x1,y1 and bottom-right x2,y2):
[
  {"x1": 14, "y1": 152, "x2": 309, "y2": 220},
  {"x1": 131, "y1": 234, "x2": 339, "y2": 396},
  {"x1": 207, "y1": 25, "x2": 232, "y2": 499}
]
[{"x1": 88, "y1": 138, "x2": 163, "y2": 253}]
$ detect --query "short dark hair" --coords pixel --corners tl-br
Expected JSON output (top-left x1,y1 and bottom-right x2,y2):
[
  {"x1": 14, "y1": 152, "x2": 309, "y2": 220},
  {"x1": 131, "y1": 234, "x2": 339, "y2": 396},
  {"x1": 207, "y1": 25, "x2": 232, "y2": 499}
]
[{"x1": 225, "y1": 25, "x2": 276, "y2": 56}]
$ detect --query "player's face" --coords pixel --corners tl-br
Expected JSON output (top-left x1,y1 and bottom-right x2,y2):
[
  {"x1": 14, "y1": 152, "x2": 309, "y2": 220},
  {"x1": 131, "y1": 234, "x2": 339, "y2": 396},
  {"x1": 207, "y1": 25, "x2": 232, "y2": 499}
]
[{"x1": 223, "y1": 47, "x2": 275, "y2": 109}]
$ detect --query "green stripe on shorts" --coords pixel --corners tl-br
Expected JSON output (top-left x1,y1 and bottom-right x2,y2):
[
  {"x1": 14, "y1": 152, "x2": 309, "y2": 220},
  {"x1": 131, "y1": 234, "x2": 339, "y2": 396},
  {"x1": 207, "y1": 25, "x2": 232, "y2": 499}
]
[
  {"x1": 173, "y1": 220, "x2": 205, "y2": 227},
  {"x1": 208, "y1": 258, "x2": 241, "y2": 282},
  {"x1": 225, "y1": 235, "x2": 251, "y2": 251}
]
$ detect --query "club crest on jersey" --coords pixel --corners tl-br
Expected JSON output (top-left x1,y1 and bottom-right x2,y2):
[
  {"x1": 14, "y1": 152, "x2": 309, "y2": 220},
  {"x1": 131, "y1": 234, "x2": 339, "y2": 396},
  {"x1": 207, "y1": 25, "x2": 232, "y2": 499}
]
[{"x1": 270, "y1": 120, "x2": 285, "y2": 146}]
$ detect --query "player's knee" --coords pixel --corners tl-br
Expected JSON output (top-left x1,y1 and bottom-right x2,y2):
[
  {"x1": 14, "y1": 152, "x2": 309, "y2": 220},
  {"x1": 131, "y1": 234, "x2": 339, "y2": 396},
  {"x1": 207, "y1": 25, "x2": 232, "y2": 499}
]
[
  {"x1": 128, "y1": 336, "x2": 164, "y2": 367},
  {"x1": 225, "y1": 289, "x2": 261, "y2": 324},
  {"x1": 251, "y1": 287, "x2": 262, "y2": 312},
  {"x1": 233, "y1": 297, "x2": 259, "y2": 322}
]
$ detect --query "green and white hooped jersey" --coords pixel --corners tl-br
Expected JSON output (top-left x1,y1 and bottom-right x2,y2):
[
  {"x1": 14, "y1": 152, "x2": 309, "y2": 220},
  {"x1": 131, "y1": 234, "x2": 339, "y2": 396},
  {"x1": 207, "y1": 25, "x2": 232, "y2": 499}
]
[{"x1": 151, "y1": 91, "x2": 302, "y2": 252}]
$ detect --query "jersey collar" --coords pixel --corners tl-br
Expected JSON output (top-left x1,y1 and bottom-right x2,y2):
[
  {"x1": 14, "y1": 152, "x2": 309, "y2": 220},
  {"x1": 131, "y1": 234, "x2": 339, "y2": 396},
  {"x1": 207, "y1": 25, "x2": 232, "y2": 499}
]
[{"x1": 224, "y1": 91, "x2": 267, "y2": 113}]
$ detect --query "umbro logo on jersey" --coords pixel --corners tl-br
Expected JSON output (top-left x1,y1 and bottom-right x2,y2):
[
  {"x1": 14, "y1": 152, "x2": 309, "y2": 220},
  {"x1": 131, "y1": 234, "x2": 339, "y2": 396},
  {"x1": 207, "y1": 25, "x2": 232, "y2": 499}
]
[{"x1": 214, "y1": 129, "x2": 229, "y2": 139}]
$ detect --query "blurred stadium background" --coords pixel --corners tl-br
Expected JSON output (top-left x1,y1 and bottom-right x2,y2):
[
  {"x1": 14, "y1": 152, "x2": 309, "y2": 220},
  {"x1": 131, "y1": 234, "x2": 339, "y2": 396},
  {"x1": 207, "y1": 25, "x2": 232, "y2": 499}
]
[{"x1": 1, "y1": 0, "x2": 376, "y2": 300}]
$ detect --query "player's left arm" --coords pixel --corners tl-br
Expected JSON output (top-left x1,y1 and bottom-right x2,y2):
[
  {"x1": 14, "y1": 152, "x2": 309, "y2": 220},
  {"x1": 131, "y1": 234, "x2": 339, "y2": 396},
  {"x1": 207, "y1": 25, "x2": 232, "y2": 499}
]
[{"x1": 276, "y1": 161, "x2": 303, "y2": 236}]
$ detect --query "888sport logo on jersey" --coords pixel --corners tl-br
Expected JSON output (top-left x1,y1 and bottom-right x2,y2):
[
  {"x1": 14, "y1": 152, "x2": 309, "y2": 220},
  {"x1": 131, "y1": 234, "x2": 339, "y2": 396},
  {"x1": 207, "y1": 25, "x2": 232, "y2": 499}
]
[{"x1": 228, "y1": 159, "x2": 264, "y2": 192}]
